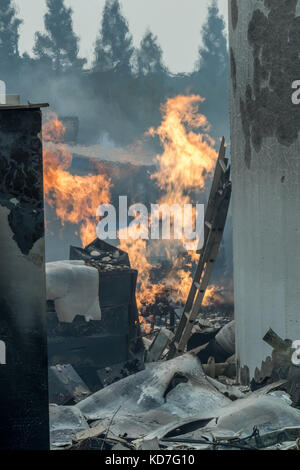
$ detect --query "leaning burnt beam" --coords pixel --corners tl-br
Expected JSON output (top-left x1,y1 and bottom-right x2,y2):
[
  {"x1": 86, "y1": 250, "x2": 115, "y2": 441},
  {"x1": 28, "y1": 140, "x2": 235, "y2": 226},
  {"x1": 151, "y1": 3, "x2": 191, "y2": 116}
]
[
  {"x1": 167, "y1": 138, "x2": 231, "y2": 359},
  {"x1": 0, "y1": 104, "x2": 50, "y2": 449}
]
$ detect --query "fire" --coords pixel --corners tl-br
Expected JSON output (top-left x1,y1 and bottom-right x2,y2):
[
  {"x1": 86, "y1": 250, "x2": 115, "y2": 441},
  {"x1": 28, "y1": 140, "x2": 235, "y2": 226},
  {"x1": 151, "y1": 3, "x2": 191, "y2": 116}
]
[
  {"x1": 119, "y1": 95, "x2": 219, "y2": 318},
  {"x1": 43, "y1": 111, "x2": 66, "y2": 143},
  {"x1": 203, "y1": 285, "x2": 222, "y2": 307},
  {"x1": 43, "y1": 113, "x2": 111, "y2": 247},
  {"x1": 203, "y1": 281, "x2": 234, "y2": 308},
  {"x1": 42, "y1": 100, "x2": 224, "y2": 333},
  {"x1": 118, "y1": 232, "x2": 165, "y2": 312},
  {"x1": 149, "y1": 95, "x2": 217, "y2": 196}
]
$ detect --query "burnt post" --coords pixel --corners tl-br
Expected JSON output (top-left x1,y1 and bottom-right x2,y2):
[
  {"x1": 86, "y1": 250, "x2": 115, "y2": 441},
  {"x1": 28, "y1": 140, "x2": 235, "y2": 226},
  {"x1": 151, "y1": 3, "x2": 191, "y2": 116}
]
[
  {"x1": 229, "y1": 1, "x2": 300, "y2": 383},
  {"x1": 0, "y1": 104, "x2": 50, "y2": 449}
]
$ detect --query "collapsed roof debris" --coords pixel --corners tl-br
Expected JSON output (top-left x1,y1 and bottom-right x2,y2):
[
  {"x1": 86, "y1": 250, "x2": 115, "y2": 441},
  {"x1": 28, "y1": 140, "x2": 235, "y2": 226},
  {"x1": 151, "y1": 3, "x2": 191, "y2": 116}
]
[
  {"x1": 50, "y1": 404, "x2": 89, "y2": 448},
  {"x1": 46, "y1": 138, "x2": 300, "y2": 452},
  {"x1": 49, "y1": 352, "x2": 300, "y2": 451}
]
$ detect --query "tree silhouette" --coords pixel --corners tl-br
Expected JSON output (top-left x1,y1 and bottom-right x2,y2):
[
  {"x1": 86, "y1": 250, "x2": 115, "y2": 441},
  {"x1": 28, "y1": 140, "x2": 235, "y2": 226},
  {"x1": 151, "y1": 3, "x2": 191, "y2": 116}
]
[
  {"x1": 94, "y1": 0, "x2": 133, "y2": 74},
  {"x1": 136, "y1": 30, "x2": 166, "y2": 76},
  {"x1": 192, "y1": 0, "x2": 229, "y2": 141},
  {"x1": 0, "y1": 0, "x2": 22, "y2": 76},
  {"x1": 34, "y1": 0, "x2": 86, "y2": 72},
  {"x1": 196, "y1": 0, "x2": 228, "y2": 87}
]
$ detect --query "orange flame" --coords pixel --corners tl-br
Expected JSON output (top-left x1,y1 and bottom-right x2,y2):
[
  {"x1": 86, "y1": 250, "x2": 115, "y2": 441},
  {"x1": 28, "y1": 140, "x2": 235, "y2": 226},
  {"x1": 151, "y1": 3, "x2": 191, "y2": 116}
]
[
  {"x1": 42, "y1": 101, "x2": 224, "y2": 333},
  {"x1": 43, "y1": 111, "x2": 66, "y2": 143},
  {"x1": 203, "y1": 281, "x2": 234, "y2": 308},
  {"x1": 43, "y1": 113, "x2": 111, "y2": 247},
  {"x1": 118, "y1": 232, "x2": 165, "y2": 313},
  {"x1": 119, "y1": 95, "x2": 219, "y2": 314},
  {"x1": 150, "y1": 95, "x2": 217, "y2": 195}
]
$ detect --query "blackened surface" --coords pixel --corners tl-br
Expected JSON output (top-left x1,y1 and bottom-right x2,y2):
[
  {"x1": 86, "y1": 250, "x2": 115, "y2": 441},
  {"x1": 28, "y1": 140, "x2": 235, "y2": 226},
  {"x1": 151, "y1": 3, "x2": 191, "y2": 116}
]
[
  {"x1": 47, "y1": 304, "x2": 130, "y2": 336},
  {"x1": 48, "y1": 334, "x2": 129, "y2": 391},
  {"x1": 8, "y1": 202, "x2": 44, "y2": 256},
  {"x1": 0, "y1": 295, "x2": 49, "y2": 449},
  {"x1": 47, "y1": 241, "x2": 143, "y2": 391},
  {"x1": 240, "y1": 0, "x2": 300, "y2": 167},
  {"x1": 48, "y1": 364, "x2": 91, "y2": 405},
  {"x1": 240, "y1": 364, "x2": 250, "y2": 386},
  {"x1": 0, "y1": 108, "x2": 49, "y2": 449},
  {"x1": 0, "y1": 109, "x2": 44, "y2": 254},
  {"x1": 230, "y1": 48, "x2": 237, "y2": 93},
  {"x1": 231, "y1": 0, "x2": 238, "y2": 30}
]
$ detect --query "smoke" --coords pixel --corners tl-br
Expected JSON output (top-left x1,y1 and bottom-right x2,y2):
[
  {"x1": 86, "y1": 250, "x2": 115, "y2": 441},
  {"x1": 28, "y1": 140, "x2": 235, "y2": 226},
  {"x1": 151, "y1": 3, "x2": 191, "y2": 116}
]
[{"x1": 3, "y1": 0, "x2": 233, "y2": 310}]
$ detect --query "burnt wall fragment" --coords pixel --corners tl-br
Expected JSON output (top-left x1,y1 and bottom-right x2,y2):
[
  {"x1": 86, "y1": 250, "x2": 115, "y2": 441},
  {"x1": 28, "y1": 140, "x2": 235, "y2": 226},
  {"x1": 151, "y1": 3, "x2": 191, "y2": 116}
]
[
  {"x1": 240, "y1": 0, "x2": 300, "y2": 166},
  {"x1": 0, "y1": 106, "x2": 49, "y2": 450},
  {"x1": 0, "y1": 109, "x2": 44, "y2": 254},
  {"x1": 231, "y1": 0, "x2": 238, "y2": 30}
]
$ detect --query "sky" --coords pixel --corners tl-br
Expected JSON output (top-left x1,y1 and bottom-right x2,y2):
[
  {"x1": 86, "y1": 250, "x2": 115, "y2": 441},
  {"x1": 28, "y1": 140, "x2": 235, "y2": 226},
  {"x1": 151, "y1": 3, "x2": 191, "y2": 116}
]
[{"x1": 15, "y1": 0, "x2": 228, "y2": 74}]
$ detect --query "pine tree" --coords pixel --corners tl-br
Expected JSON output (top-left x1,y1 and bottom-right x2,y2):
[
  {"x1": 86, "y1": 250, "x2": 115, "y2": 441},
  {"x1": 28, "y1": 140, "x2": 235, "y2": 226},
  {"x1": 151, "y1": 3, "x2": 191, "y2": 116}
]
[
  {"x1": 0, "y1": 0, "x2": 22, "y2": 71},
  {"x1": 196, "y1": 0, "x2": 228, "y2": 86},
  {"x1": 191, "y1": 0, "x2": 229, "y2": 141},
  {"x1": 94, "y1": 0, "x2": 133, "y2": 74},
  {"x1": 34, "y1": 0, "x2": 86, "y2": 71},
  {"x1": 136, "y1": 30, "x2": 166, "y2": 76}
]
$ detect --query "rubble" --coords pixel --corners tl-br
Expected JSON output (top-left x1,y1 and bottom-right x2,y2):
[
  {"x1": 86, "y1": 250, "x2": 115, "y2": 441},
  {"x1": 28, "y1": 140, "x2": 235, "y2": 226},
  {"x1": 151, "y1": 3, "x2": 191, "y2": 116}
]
[
  {"x1": 50, "y1": 404, "x2": 89, "y2": 448},
  {"x1": 48, "y1": 353, "x2": 229, "y2": 448},
  {"x1": 75, "y1": 354, "x2": 231, "y2": 434},
  {"x1": 44, "y1": 142, "x2": 299, "y2": 452},
  {"x1": 250, "y1": 328, "x2": 300, "y2": 407},
  {"x1": 48, "y1": 364, "x2": 91, "y2": 405},
  {"x1": 48, "y1": 346, "x2": 300, "y2": 451},
  {"x1": 47, "y1": 239, "x2": 144, "y2": 394},
  {"x1": 189, "y1": 320, "x2": 235, "y2": 365},
  {"x1": 97, "y1": 359, "x2": 144, "y2": 388},
  {"x1": 146, "y1": 328, "x2": 175, "y2": 363},
  {"x1": 45, "y1": 238, "x2": 300, "y2": 452},
  {"x1": 129, "y1": 390, "x2": 300, "y2": 451}
]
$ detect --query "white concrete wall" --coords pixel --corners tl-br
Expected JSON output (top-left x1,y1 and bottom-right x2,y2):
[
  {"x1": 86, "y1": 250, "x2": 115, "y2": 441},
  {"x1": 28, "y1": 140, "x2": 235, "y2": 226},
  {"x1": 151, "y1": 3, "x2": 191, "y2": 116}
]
[{"x1": 228, "y1": 0, "x2": 300, "y2": 382}]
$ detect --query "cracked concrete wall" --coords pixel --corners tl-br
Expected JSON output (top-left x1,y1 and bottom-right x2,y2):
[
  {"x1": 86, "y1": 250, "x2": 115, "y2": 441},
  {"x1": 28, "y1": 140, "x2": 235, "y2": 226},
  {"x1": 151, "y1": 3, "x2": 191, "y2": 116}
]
[
  {"x1": 0, "y1": 108, "x2": 49, "y2": 449},
  {"x1": 229, "y1": 0, "x2": 300, "y2": 383}
]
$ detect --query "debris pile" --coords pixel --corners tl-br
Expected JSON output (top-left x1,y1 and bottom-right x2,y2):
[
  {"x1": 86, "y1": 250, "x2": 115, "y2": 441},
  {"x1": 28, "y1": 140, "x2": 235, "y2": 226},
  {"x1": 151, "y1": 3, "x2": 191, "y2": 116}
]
[
  {"x1": 46, "y1": 139, "x2": 300, "y2": 451},
  {"x1": 251, "y1": 329, "x2": 300, "y2": 408},
  {"x1": 47, "y1": 239, "x2": 144, "y2": 394},
  {"x1": 49, "y1": 351, "x2": 300, "y2": 451}
]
